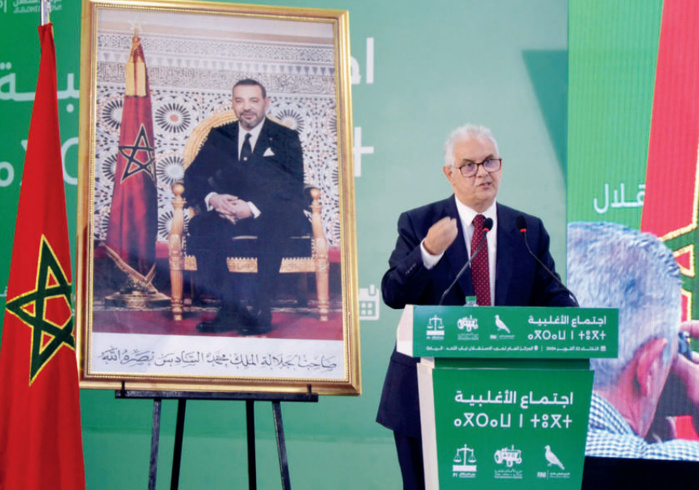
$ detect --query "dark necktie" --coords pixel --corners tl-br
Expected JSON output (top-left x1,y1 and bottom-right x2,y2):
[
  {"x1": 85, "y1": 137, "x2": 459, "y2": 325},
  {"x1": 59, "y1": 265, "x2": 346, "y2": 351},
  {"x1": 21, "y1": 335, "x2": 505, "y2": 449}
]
[
  {"x1": 471, "y1": 214, "x2": 491, "y2": 306},
  {"x1": 240, "y1": 132, "x2": 252, "y2": 162}
]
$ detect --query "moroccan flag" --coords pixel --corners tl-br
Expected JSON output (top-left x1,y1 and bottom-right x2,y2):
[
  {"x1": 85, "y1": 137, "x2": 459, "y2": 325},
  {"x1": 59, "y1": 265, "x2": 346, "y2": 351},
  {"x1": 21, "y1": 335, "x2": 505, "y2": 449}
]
[
  {"x1": 640, "y1": 0, "x2": 699, "y2": 323},
  {"x1": 570, "y1": 0, "x2": 699, "y2": 448},
  {"x1": 639, "y1": 0, "x2": 699, "y2": 441},
  {"x1": 0, "y1": 24, "x2": 86, "y2": 489},
  {"x1": 105, "y1": 32, "x2": 158, "y2": 287}
]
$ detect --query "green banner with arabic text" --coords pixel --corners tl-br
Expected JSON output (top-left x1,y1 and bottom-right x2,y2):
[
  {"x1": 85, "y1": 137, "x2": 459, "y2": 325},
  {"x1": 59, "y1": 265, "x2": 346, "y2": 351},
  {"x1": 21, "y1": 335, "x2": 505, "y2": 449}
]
[
  {"x1": 409, "y1": 306, "x2": 618, "y2": 359},
  {"x1": 419, "y1": 361, "x2": 593, "y2": 489}
]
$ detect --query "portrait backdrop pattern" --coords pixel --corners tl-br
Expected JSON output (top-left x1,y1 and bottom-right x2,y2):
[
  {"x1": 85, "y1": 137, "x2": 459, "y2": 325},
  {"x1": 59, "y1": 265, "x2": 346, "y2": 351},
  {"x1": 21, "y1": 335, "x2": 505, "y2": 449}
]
[{"x1": 92, "y1": 27, "x2": 340, "y2": 247}]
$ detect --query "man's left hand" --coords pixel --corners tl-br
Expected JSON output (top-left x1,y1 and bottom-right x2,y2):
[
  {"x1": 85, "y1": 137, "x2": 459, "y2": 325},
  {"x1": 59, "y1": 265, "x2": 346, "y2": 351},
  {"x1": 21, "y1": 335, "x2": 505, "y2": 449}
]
[{"x1": 230, "y1": 200, "x2": 253, "y2": 221}]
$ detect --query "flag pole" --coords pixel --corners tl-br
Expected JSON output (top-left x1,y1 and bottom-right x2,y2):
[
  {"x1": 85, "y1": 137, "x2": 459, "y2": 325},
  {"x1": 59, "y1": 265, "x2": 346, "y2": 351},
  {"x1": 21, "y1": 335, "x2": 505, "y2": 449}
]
[{"x1": 40, "y1": 0, "x2": 51, "y2": 25}]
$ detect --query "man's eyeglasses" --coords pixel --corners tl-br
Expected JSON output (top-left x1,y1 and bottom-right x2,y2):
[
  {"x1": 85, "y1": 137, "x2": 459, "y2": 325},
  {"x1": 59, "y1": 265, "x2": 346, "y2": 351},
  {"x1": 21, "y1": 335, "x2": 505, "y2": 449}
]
[{"x1": 456, "y1": 158, "x2": 502, "y2": 177}]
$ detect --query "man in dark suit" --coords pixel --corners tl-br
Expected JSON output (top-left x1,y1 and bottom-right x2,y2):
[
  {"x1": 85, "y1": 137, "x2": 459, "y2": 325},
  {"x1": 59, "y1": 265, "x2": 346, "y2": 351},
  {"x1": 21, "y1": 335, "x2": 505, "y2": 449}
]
[
  {"x1": 377, "y1": 124, "x2": 575, "y2": 489},
  {"x1": 184, "y1": 79, "x2": 309, "y2": 335}
]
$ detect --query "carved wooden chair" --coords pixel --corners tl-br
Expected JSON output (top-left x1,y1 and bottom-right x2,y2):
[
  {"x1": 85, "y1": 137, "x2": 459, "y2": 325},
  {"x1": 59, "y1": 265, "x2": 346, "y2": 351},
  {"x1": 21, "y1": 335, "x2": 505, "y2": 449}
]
[{"x1": 168, "y1": 110, "x2": 329, "y2": 321}]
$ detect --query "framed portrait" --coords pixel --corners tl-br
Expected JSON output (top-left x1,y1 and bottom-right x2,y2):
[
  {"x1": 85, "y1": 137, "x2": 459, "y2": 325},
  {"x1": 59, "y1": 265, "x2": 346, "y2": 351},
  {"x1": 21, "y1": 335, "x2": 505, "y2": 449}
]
[{"x1": 76, "y1": 0, "x2": 359, "y2": 395}]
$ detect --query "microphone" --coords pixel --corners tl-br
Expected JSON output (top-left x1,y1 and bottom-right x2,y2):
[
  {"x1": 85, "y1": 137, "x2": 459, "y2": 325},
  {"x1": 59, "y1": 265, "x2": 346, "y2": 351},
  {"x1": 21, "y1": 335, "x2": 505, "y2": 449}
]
[
  {"x1": 515, "y1": 215, "x2": 579, "y2": 307},
  {"x1": 439, "y1": 217, "x2": 493, "y2": 305}
]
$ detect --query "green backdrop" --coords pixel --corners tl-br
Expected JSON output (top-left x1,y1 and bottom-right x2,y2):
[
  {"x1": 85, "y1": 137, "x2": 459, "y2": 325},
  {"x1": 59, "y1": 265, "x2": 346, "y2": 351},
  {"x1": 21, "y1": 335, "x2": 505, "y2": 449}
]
[
  {"x1": 568, "y1": 0, "x2": 662, "y2": 227},
  {"x1": 0, "y1": 0, "x2": 569, "y2": 487}
]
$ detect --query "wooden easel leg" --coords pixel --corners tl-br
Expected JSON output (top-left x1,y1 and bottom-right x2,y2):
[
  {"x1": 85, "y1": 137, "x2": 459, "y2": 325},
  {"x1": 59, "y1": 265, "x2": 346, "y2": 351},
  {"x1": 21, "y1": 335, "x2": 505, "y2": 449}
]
[
  {"x1": 272, "y1": 401, "x2": 292, "y2": 489},
  {"x1": 171, "y1": 399, "x2": 187, "y2": 490},
  {"x1": 149, "y1": 398, "x2": 162, "y2": 490},
  {"x1": 246, "y1": 400, "x2": 257, "y2": 490},
  {"x1": 115, "y1": 390, "x2": 317, "y2": 489}
]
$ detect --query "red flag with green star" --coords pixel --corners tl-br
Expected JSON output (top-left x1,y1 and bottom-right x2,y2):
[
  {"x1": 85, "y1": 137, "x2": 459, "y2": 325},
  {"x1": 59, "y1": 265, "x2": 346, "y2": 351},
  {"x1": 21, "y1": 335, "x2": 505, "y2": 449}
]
[
  {"x1": 104, "y1": 32, "x2": 158, "y2": 287},
  {"x1": 0, "y1": 24, "x2": 86, "y2": 489}
]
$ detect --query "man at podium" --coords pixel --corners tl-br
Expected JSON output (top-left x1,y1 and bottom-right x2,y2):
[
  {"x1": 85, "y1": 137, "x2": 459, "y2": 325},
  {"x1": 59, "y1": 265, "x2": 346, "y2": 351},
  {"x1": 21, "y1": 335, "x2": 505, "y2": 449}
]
[{"x1": 377, "y1": 124, "x2": 576, "y2": 489}]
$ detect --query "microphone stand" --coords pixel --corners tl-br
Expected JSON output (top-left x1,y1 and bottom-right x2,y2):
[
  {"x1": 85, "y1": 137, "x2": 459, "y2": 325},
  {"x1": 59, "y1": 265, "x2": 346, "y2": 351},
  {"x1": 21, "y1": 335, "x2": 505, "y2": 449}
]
[
  {"x1": 439, "y1": 225, "x2": 491, "y2": 306},
  {"x1": 517, "y1": 221, "x2": 579, "y2": 307}
]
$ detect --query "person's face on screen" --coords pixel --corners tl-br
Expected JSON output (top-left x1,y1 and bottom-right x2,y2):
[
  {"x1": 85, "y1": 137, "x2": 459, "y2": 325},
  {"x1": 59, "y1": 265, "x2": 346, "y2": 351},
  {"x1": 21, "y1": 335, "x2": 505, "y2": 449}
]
[
  {"x1": 444, "y1": 136, "x2": 501, "y2": 212},
  {"x1": 232, "y1": 84, "x2": 270, "y2": 131},
  {"x1": 638, "y1": 336, "x2": 677, "y2": 437}
]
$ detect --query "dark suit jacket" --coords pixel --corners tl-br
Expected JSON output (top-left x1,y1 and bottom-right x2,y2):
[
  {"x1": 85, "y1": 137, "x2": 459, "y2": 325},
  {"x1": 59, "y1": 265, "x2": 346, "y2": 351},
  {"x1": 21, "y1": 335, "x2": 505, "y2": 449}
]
[
  {"x1": 184, "y1": 117, "x2": 308, "y2": 238},
  {"x1": 377, "y1": 197, "x2": 575, "y2": 438}
]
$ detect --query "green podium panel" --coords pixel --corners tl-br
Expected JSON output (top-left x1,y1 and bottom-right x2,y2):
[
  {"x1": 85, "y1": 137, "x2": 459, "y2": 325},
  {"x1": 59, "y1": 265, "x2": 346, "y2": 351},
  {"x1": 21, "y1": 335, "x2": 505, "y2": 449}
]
[
  {"x1": 399, "y1": 305, "x2": 618, "y2": 490},
  {"x1": 398, "y1": 305, "x2": 618, "y2": 359},
  {"x1": 418, "y1": 359, "x2": 593, "y2": 489}
]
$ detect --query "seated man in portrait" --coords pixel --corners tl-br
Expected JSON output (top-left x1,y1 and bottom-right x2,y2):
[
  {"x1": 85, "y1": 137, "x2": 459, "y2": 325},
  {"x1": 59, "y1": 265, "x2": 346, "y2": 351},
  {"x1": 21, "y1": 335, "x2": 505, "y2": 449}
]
[{"x1": 184, "y1": 78, "x2": 309, "y2": 335}]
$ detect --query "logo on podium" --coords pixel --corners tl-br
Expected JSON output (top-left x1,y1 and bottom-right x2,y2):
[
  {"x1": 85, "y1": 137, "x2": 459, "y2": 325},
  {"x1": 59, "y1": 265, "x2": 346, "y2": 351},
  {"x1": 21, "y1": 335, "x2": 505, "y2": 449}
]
[
  {"x1": 426, "y1": 314, "x2": 445, "y2": 339},
  {"x1": 451, "y1": 444, "x2": 478, "y2": 477},
  {"x1": 457, "y1": 315, "x2": 478, "y2": 332}
]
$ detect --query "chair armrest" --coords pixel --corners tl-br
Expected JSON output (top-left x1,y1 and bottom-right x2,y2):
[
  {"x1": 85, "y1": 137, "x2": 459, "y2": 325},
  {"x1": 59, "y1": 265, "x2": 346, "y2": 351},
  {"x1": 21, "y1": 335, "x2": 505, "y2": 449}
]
[
  {"x1": 169, "y1": 182, "x2": 187, "y2": 320},
  {"x1": 309, "y1": 187, "x2": 328, "y2": 258},
  {"x1": 169, "y1": 183, "x2": 186, "y2": 255}
]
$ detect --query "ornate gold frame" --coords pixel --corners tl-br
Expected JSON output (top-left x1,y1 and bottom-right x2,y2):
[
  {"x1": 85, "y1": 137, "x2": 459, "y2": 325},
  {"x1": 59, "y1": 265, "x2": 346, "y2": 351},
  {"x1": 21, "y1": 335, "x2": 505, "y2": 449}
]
[{"x1": 76, "y1": 0, "x2": 359, "y2": 395}]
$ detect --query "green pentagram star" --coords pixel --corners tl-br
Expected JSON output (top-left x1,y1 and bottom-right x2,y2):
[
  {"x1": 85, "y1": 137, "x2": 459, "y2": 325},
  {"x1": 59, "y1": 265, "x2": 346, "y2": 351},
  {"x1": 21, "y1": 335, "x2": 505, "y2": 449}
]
[
  {"x1": 118, "y1": 123, "x2": 155, "y2": 183},
  {"x1": 663, "y1": 224, "x2": 699, "y2": 319},
  {"x1": 5, "y1": 236, "x2": 75, "y2": 384}
]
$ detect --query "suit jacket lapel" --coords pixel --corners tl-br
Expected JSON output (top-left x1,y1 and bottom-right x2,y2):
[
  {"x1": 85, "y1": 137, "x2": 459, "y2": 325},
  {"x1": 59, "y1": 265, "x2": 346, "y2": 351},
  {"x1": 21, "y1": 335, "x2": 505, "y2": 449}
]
[
  {"x1": 223, "y1": 122, "x2": 240, "y2": 163},
  {"x1": 253, "y1": 118, "x2": 271, "y2": 157},
  {"x1": 228, "y1": 119, "x2": 270, "y2": 161},
  {"x1": 494, "y1": 204, "x2": 516, "y2": 306},
  {"x1": 441, "y1": 196, "x2": 474, "y2": 299}
]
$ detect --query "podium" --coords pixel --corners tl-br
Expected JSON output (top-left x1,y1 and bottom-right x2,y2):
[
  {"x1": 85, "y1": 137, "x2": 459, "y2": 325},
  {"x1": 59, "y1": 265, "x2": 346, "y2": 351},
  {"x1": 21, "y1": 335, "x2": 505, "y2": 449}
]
[{"x1": 397, "y1": 305, "x2": 618, "y2": 489}]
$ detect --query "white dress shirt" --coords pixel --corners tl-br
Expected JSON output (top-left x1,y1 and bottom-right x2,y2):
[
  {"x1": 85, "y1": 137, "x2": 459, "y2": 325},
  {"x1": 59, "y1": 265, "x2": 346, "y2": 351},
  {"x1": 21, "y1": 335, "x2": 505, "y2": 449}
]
[
  {"x1": 205, "y1": 120, "x2": 265, "y2": 217},
  {"x1": 237, "y1": 120, "x2": 264, "y2": 159},
  {"x1": 421, "y1": 198, "x2": 497, "y2": 304}
]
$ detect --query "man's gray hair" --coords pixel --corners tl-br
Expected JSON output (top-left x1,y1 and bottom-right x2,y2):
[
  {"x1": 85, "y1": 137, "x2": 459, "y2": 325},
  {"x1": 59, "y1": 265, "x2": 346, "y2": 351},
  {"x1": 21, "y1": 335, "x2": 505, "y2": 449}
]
[
  {"x1": 567, "y1": 221, "x2": 681, "y2": 389},
  {"x1": 444, "y1": 124, "x2": 499, "y2": 167}
]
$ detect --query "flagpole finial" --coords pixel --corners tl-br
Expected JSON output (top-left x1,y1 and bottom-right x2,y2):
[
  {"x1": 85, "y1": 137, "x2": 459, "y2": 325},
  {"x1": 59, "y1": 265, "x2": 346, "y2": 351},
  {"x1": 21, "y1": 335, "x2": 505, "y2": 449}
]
[
  {"x1": 40, "y1": 0, "x2": 51, "y2": 25},
  {"x1": 129, "y1": 21, "x2": 143, "y2": 39}
]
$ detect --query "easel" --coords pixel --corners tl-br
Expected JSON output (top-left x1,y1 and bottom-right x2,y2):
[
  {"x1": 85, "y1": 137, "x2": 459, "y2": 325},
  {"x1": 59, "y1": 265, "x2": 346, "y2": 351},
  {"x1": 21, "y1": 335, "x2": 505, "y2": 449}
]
[{"x1": 116, "y1": 384, "x2": 318, "y2": 490}]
